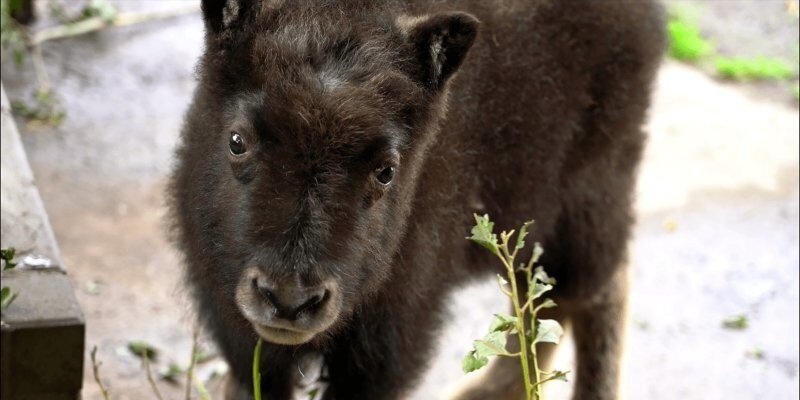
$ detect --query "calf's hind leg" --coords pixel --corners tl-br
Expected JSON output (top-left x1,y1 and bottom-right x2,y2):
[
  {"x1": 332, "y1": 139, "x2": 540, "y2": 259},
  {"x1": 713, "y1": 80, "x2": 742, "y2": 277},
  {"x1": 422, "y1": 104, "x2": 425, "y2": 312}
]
[{"x1": 569, "y1": 267, "x2": 628, "y2": 400}]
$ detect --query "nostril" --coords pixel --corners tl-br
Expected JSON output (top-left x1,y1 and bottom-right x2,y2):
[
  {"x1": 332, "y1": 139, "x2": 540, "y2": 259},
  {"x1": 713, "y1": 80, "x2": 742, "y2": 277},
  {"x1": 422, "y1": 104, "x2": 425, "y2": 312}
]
[
  {"x1": 253, "y1": 278, "x2": 279, "y2": 308},
  {"x1": 292, "y1": 290, "x2": 328, "y2": 315},
  {"x1": 295, "y1": 290, "x2": 328, "y2": 315}
]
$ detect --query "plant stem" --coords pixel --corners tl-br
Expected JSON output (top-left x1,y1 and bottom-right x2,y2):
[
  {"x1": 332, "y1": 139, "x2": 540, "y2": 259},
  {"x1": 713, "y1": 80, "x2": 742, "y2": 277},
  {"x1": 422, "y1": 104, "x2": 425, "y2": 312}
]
[
  {"x1": 90, "y1": 346, "x2": 110, "y2": 400},
  {"x1": 185, "y1": 322, "x2": 200, "y2": 400},
  {"x1": 497, "y1": 250, "x2": 533, "y2": 400},
  {"x1": 524, "y1": 262, "x2": 542, "y2": 399},
  {"x1": 193, "y1": 376, "x2": 213, "y2": 400},
  {"x1": 530, "y1": 321, "x2": 543, "y2": 400},
  {"x1": 143, "y1": 352, "x2": 164, "y2": 400},
  {"x1": 253, "y1": 338, "x2": 263, "y2": 400}
]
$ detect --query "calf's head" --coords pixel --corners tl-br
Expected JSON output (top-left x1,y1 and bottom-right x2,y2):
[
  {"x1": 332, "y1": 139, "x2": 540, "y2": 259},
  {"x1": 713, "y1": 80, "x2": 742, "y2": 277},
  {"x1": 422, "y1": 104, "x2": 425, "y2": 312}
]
[{"x1": 187, "y1": 0, "x2": 478, "y2": 345}]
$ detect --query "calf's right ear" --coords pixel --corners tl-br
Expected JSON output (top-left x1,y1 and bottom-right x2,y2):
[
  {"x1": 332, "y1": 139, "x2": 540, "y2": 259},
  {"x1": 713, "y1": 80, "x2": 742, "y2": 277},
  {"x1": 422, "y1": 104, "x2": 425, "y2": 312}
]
[
  {"x1": 201, "y1": 0, "x2": 256, "y2": 35},
  {"x1": 398, "y1": 12, "x2": 480, "y2": 91}
]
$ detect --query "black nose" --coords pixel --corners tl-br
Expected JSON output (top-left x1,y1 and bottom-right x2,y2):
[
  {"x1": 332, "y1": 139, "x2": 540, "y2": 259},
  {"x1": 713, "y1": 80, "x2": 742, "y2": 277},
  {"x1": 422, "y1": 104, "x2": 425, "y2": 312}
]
[{"x1": 253, "y1": 279, "x2": 329, "y2": 320}]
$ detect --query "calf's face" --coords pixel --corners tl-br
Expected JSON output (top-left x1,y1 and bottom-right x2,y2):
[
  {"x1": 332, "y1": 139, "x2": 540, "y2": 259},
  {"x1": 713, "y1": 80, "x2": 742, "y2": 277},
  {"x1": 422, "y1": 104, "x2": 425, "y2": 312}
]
[{"x1": 194, "y1": 0, "x2": 478, "y2": 345}]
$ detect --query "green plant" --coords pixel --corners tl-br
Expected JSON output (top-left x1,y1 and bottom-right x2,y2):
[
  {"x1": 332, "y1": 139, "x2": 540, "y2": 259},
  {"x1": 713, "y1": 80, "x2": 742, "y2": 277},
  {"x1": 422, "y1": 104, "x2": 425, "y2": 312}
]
[
  {"x1": 0, "y1": 287, "x2": 17, "y2": 311},
  {"x1": 722, "y1": 314, "x2": 749, "y2": 330},
  {"x1": 10, "y1": 89, "x2": 66, "y2": 127},
  {"x1": 185, "y1": 322, "x2": 214, "y2": 400},
  {"x1": 714, "y1": 56, "x2": 796, "y2": 81},
  {"x1": 1, "y1": 247, "x2": 17, "y2": 270},
  {"x1": 461, "y1": 215, "x2": 567, "y2": 400},
  {"x1": 160, "y1": 362, "x2": 183, "y2": 383},
  {"x1": 0, "y1": 0, "x2": 26, "y2": 65},
  {"x1": 666, "y1": 10, "x2": 713, "y2": 61},
  {"x1": 91, "y1": 346, "x2": 111, "y2": 400},
  {"x1": 128, "y1": 340, "x2": 164, "y2": 400},
  {"x1": 253, "y1": 338, "x2": 264, "y2": 400},
  {"x1": 1, "y1": 247, "x2": 18, "y2": 311},
  {"x1": 128, "y1": 340, "x2": 158, "y2": 360},
  {"x1": 142, "y1": 349, "x2": 165, "y2": 400}
]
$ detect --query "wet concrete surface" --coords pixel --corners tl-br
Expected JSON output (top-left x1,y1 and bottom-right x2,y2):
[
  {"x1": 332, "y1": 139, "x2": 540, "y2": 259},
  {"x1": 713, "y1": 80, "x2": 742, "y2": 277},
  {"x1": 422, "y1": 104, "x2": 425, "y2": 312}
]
[{"x1": 1, "y1": 1, "x2": 797, "y2": 399}]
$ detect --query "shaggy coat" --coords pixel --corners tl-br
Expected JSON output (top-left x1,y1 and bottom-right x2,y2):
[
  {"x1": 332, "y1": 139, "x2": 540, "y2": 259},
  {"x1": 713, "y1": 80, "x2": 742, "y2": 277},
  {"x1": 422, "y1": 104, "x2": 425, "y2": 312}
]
[{"x1": 169, "y1": 1, "x2": 664, "y2": 399}]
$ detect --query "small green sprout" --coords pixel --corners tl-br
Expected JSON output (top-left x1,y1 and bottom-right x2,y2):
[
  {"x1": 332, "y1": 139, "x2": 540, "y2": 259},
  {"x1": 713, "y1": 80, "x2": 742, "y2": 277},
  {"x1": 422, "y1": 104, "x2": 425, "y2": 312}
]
[
  {"x1": 722, "y1": 314, "x2": 749, "y2": 330},
  {"x1": 746, "y1": 347, "x2": 765, "y2": 360},
  {"x1": 1, "y1": 247, "x2": 19, "y2": 311},
  {"x1": 128, "y1": 340, "x2": 159, "y2": 360},
  {"x1": 1, "y1": 247, "x2": 17, "y2": 270}
]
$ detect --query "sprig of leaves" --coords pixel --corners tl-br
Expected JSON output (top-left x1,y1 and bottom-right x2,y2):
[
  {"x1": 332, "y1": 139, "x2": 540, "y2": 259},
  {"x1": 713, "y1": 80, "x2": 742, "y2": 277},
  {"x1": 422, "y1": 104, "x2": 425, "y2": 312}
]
[
  {"x1": 10, "y1": 89, "x2": 66, "y2": 127},
  {"x1": 0, "y1": 0, "x2": 27, "y2": 65},
  {"x1": 1, "y1": 247, "x2": 19, "y2": 311},
  {"x1": 91, "y1": 346, "x2": 111, "y2": 400},
  {"x1": 463, "y1": 215, "x2": 567, "y2": 400},
  {"x1": 1, "y1": 247, "x2": 17, "y2": 270}
]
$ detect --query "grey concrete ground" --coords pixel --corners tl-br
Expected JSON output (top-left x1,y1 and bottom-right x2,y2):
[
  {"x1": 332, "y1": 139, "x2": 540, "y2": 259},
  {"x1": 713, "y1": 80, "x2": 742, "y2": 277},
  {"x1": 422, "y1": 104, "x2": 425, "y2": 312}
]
[{"x1": 1, "y1": 1, "x2": 798, "y2": 399}]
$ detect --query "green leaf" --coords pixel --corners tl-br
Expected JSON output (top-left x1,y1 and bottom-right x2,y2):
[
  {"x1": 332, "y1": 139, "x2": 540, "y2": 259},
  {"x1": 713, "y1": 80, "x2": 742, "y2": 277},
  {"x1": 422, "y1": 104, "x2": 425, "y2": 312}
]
[
  {"x1": 35, "y1": 89, "x2": 51, "y2": 104},
  {"x1": 532, "y1": 266, "x2": 556, "y2": 285},
  {"x1": 543, "y1": 369, "x2": 569, "y2": 383},
  {"x1": 127, "y1": 340, "x2": 158, "y2": 360},
  {"x1": 193, "y1": 346, "x2": 214, "y2": 363},
  {"x1": 85, "y1": 280, "x2": 101, "y2": 294},
  {"x1": 461, "y1": 350, "x2": 488, "y2": 373},
  {"x1": 474, "y1": 331, "x2": 509, "y2": 358},
  {"x1": 81, "y1": 0, "x2": 118, "y2": 22},
  {"x1": 746, "y1": 347, "x2": 764, "y2": 359},
  {"x1": 9, "y1": 96, "x2": 66, "y2": 126},
  {"x1": 534, "y1": 319, "x2": 564, "y2": 345},
  {"x1": 496, "y1": 274, "x2": 508, "y2": 287},
  {"x1": 467, "y1": 214, "x2": 499, "y2": 255},
  {"x1": 531, "y1": 242, "x2": 544, "y2": 263},
  {"x1": 488, "y1": 313, "x2": 518, "y2": 333},
  {"x1": 159, "y1": 362, "x2": 183, "y2": 382},
  {"x1": 1, "y1": 247, "x2": 15, "y2": 261},
  {"x1": 536, "y1": 298, "x2": 557, "y2": 311},
  {"x1": 722, "y1": 314, "x2": 748, "y2": 330},
  {"x1": 1, "y1": 286, "x2": 18, "y2": 310},
  {"x1": 12, "y1": 45, "x2": 24, "y2": 66},
  {"x1": 515, "y1": 220, "x2": 533, "y2": 250},
  {"x1": 529, "y1": 282, "x2": 553, "y2": 300},
  {"x1": 307, "y1": 388, "x2": 320, "y2": 400},
  {"x1": 1, "y1": 247, "x2": 17, "y2": 270}
]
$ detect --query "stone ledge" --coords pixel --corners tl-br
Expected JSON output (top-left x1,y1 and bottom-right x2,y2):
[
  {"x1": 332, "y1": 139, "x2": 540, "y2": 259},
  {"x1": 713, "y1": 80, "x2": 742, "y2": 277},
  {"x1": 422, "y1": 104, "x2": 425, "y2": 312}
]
[
  {"x1": 1, "y1": 86, "x2": 63, "y2": 272},
  {"x1": 1, "y1": 270, "x2": 85, "y2": 400},
  {"x1": 1, "y1": 83, "x2": 85, "y2": 400}
]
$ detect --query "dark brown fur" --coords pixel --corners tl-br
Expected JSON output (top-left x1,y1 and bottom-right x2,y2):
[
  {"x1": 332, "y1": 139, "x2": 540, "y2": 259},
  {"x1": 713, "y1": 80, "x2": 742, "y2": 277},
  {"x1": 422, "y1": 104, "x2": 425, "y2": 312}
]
[{"x1": 169, "y1": 1, "x2": 664, "y2": 399}]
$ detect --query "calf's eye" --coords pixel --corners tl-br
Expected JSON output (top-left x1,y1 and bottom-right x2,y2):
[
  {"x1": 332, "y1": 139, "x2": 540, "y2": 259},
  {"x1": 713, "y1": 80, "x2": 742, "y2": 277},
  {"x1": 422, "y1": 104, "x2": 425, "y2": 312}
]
[
  {"x1": 229, "y1": 132, "x2": 246, "y2": 155},
  {"x1": 376, "y1": 166, "x2": 395, "y2": 185}
]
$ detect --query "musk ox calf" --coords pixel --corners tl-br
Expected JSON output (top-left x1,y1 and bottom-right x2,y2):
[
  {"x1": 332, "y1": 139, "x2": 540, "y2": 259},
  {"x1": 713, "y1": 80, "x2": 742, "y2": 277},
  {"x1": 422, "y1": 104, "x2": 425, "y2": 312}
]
[{"x1": 169, "y1": 0, "x2": 664, "y2": 398}]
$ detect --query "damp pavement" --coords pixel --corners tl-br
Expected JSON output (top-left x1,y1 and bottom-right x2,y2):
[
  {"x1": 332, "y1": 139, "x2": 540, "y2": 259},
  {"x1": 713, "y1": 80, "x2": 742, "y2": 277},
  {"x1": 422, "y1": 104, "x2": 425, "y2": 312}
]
[{"x1": 1, "y1": 1, "x2": 797, "y2": 399}]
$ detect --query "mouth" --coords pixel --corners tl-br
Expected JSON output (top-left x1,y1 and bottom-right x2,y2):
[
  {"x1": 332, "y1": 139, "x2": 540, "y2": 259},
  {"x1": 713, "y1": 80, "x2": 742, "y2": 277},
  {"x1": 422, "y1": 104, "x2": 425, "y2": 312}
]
[{"x1": 252, "y1": 323, "x2": 318, "y2": 345}]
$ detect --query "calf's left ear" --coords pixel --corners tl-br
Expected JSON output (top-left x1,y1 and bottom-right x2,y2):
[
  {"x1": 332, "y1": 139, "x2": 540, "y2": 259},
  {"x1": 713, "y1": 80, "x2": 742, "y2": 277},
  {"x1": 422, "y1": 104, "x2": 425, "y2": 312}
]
[{"x1": 399, "y1": 12, "x2": 480, "y2": 90}]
